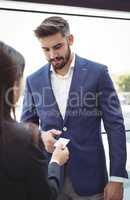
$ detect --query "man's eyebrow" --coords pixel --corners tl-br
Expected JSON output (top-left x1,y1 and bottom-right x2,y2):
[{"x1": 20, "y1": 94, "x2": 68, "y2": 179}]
[
  {"x1": 41, "y1": 46, "x2": 49, "y2": 50},
  {"x1": 41, "y1": 43, "x2": 63, "y2": 50},
  {"x1": 52, "y1": 43, "x2": 63, "y2": 49}
]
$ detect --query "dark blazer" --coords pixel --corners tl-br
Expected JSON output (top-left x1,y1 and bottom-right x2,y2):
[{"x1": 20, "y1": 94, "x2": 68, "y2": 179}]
[
  {"x1": 21, "y1": 55, "x2": 128, "y2": 196},
  {"x1": 0, "y1": 120, "x2": 60, "y2": 200}
]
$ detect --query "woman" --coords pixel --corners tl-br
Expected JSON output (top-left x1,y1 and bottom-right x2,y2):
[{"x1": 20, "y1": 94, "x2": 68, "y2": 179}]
[{"x1": 0, "y1": 41, "x2": 69, "y2": 200}]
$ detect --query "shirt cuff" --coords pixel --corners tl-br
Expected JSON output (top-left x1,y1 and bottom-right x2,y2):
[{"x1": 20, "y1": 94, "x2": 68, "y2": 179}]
[
  {"x1": 49, "y1": 159, "x2": 60, "y2": 165},
  {"x1": 109, "y1": 176, "x2": 128, "y2": 183}
]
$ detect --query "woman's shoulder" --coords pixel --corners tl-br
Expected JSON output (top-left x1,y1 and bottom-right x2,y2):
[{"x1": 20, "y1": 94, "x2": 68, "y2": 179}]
[
  {"x1": 2, "y1": 121, "x2": 43, "y2": 162},
  {"x1": 1, "y1": 120, "x2": 44, "y2": 159},
  {"x1": 0, "y1": 121, "x2": 44, "y2": 179},
  {"x1": 3, "y1": 120, "x2": 42, "y2": 148},
  {"x1": 3, "y1": 120, "x2": 32, "y2": 142}
]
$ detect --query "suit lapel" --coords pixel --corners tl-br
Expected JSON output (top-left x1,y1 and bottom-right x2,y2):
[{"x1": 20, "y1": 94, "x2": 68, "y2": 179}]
[{"x1": 64, "y1": 55, "x2": 88, "y2": 124}]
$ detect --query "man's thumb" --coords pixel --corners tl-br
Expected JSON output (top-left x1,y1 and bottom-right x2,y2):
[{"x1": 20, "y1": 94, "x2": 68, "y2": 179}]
[{"x1": 51, "y1": 130, "x2": 62, "y2": 136}]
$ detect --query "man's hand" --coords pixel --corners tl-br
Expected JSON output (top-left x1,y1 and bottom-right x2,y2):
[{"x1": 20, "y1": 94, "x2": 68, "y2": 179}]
[
  {"x1": 104, "y1": 181, "x2": 123, "y2": 200},
  {"x1": 41, "y1": 129, "x2": 62, "y2": 153}
]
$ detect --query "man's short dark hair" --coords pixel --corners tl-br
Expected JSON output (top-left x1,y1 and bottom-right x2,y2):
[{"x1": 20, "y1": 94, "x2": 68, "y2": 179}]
[{"x1": 34, "y1": 16, "x2": 70, "y2": 38}]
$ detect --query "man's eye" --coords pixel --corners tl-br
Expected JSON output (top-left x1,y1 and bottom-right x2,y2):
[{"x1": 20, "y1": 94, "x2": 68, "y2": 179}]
[{"x1": 54, "y1": 44, "x2": 62, "y2": 49}]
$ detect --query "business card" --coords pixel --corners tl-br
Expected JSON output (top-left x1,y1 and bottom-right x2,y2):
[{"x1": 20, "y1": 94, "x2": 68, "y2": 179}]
[{"x1": 54, "y1": 138, "x2": 70, "y2": 148}]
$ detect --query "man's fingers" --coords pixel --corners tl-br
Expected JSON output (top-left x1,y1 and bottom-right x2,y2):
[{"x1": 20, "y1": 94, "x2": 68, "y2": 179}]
[
  {"x1": 41, "y1": 129, "x2": 62, "y2": 153},
  {"x1": 50, "y1": 129, "x2": 62, "y2": 136},
  {"x1": 104, "y1": 191, "x2": 107, "y2": 200},
  {"x1": 48, "y1": 137, "x2": 57, "y2": 145}
]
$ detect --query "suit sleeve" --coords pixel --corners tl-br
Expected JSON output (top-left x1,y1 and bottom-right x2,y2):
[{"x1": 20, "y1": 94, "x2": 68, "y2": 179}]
[
  {"x1": 21, "y1": 78, "x2": 39, "y2": 125},
  {"x1": 26, "y1": 141, "x2": 60, "y2": 200},
  {"x1": 98, "y1": 66, "x2": 128, "y2": 178}
]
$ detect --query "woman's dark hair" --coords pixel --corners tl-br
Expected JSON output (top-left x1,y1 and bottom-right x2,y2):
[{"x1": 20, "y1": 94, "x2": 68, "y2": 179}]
[
  {"x1": 34, "y1": 16, "x2": 70, "y2": 38},
  {"x1": 0, "y1": 41, "x2": 25, "y2": 123}
]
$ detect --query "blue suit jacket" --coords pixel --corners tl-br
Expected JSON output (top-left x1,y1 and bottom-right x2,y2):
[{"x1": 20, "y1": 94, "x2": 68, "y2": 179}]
[{"x1": 21, "y1": 55, "x2": 128, "y2": 196}]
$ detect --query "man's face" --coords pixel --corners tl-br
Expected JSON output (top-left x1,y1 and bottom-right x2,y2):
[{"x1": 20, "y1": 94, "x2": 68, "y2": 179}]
[{"x1": 39, "y1": 32, "x2": 73, "y2": 70}]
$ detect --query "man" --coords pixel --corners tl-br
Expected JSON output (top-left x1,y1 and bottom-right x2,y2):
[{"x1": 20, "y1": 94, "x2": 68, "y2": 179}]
[{"x1": 21, "y1": 16, "x2": 128, "y2": 200}]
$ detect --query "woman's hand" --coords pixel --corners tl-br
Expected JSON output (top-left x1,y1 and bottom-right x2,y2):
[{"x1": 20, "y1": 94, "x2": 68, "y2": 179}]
[{"x1": 51, "y1": 144, "x2": 69, "y2": 166}]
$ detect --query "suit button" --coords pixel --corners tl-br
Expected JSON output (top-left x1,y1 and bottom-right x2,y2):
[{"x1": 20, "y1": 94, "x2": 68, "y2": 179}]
[{"x1": 63, "y1": 126, "x2": 67, "y2": 132}]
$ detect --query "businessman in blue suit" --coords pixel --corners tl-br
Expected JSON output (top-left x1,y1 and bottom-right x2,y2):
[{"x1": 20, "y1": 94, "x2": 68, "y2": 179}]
[{"x1": 21, "y1": 16, "x2": 128, "y2": 200}]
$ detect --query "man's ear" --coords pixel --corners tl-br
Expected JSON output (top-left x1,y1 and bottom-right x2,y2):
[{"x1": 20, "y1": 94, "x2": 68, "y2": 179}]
[{"x1": 68, "y1": 34, "x2": 74, "y2": 46}]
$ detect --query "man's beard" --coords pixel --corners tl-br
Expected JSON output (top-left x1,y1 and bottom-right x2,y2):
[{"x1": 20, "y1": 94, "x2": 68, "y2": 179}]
[{"x1": 49, "y1": 47, "x2": 71, "y2": 70}]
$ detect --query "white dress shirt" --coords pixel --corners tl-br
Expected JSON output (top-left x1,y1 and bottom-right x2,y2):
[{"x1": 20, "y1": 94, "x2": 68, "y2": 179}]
[{"x1": 50, "y1": 55, "x2": 75, "y2": 119}]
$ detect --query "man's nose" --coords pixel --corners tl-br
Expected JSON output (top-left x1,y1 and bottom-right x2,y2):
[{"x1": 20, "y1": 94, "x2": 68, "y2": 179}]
[{"x1": 50, "y1": 49, "x2": 57, "y2": 59}]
